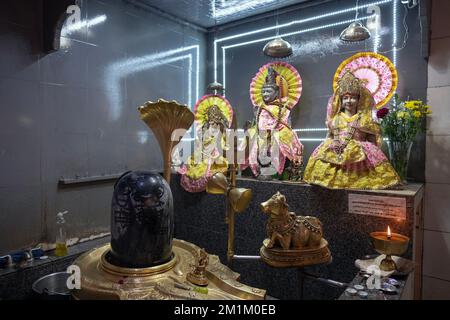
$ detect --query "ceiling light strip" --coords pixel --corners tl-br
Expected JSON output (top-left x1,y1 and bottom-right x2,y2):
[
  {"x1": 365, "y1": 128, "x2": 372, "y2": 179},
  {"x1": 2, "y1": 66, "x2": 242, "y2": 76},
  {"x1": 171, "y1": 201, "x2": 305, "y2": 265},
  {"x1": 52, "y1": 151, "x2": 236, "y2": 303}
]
[{"x1": 213, "y1": 0, "x2": 393, "y2": 81}]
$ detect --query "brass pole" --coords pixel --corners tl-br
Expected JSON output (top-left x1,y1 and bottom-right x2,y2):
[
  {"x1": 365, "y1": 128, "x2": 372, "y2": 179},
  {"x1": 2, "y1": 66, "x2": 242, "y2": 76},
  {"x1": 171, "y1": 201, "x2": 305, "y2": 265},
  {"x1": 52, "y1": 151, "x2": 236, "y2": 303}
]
[
  {"x1": 226, "y1": 203, "x2": 235, "y2": 268},
  {"x1": 226, "y1": 113, "x2": 239, "y2": 268},
  {"x1": 163, "y1": 141, "x2": 174, "y2": 184}
]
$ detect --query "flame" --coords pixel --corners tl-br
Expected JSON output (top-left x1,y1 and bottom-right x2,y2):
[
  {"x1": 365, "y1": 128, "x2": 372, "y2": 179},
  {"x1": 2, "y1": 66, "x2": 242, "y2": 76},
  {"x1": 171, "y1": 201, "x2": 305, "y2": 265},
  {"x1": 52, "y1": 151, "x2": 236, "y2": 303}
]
[{"x1": 387, "y1": 226, "x2": 392, "y2": 238}]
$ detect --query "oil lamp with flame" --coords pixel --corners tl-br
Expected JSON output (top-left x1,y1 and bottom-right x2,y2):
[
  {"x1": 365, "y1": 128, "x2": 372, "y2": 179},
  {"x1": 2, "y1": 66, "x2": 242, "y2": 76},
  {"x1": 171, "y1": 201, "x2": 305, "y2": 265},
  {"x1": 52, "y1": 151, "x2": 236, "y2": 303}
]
[{"x1": 370, "y1": 226, "x2": 410, "y2": 272}]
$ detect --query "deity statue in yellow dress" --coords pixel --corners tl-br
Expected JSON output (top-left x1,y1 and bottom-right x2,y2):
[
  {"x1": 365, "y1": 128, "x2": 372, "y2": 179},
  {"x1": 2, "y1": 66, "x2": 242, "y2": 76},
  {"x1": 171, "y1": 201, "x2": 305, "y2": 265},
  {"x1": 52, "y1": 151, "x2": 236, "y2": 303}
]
[
  {"x1": 303, "y1": 70, "x2": 401, "y2": 190},
  {"x1": 179, "y1": 95, "x2": 233, "y2": 192}
]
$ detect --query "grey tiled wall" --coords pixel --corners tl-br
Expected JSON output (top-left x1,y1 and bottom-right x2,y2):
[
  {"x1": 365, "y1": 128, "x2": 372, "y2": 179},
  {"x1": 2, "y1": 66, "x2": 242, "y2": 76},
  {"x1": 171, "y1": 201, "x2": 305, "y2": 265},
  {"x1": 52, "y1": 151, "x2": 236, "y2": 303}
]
[{"x1": 0, "y1": 0, "x2": 206, "y2": 253}]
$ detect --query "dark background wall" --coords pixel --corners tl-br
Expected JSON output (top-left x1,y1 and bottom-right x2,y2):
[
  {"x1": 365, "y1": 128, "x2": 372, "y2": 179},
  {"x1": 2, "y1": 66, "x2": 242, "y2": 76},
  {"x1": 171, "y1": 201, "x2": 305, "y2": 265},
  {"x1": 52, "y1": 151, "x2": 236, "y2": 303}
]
[
  {"x1": 0, "y1": 0, "x2": 206, "y2": 254},
  {"x1": 208, "y1": 0, "x2": 428, "y2": 181},
  {"x1": 171, "y1": 176, "x2": 418, "y2": 300}
]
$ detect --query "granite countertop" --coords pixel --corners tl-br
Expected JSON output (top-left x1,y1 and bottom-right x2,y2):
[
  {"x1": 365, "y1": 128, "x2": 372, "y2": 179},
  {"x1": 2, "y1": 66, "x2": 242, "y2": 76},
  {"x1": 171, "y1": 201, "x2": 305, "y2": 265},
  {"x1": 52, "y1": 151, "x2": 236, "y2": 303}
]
[{"x1": 0, "y1": 236, "x2": 110, "y2": 278}]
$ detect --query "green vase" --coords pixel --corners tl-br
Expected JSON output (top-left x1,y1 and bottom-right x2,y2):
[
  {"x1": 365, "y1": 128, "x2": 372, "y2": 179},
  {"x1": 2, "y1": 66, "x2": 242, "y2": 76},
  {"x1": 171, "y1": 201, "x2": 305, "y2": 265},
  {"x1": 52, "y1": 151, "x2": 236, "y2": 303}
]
[{"x1": 386, "y1": 140, "x2": 413, "y2": 183}]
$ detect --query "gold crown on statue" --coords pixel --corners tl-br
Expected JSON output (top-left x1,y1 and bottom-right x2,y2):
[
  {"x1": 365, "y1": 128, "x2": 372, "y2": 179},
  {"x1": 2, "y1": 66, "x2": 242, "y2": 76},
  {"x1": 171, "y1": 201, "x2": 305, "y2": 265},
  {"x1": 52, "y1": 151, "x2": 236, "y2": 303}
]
[
  {"x1": 264, "y1": 66, "x2": 289, "y2": 99},
  {"x1": 205, "y1": 104, "x2": 229, "y2": 128},
  {"x1": 336, "y1": 70, "x2": 362, "y2": 96}
]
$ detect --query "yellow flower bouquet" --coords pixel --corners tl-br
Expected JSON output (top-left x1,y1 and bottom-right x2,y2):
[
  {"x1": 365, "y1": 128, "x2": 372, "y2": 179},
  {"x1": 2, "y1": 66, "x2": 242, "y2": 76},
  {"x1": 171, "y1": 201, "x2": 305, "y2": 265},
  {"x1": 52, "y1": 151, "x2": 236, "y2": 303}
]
[{"x1": 376, "y1": 95, "x2": 431, "y2": 182}]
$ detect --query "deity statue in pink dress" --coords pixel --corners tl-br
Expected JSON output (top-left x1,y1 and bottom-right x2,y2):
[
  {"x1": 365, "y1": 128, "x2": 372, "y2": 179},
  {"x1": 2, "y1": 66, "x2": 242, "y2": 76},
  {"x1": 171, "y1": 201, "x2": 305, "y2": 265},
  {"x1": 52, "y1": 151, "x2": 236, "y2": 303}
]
[{"x1": 243, "y1": 62, "x2": 304, "y2": 179}]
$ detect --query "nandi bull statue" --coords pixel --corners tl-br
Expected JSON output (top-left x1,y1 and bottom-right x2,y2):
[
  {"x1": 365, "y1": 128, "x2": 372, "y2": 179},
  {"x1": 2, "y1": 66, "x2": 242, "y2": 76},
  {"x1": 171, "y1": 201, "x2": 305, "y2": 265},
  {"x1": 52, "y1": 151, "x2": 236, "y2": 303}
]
[{"x1": 259, "y1": 192, "x2": 332, "y2": 268}]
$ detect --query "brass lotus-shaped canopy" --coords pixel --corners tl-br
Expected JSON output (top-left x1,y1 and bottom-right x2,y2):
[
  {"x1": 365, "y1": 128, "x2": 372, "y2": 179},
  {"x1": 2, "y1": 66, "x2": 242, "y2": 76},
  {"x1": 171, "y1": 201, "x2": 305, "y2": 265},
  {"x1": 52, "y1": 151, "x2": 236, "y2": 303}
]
[{"x1": 139, "y1": 99, "x2": 194, "y2": 183}]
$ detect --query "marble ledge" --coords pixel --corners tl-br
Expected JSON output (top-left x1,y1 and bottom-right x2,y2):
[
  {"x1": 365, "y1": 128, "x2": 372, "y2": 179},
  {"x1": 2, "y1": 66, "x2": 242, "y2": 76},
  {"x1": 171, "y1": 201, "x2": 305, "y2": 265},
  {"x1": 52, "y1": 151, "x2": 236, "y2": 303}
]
[{"x1": 237, "y1": 177, "x2": 424, "y2": 197}]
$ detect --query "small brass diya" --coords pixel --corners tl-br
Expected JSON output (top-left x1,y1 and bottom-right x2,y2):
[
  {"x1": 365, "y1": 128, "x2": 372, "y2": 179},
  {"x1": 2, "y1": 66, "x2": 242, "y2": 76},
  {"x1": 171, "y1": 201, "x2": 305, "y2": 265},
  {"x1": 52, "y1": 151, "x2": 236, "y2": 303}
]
[{"x1": 370, "y1": 227, "x2": 410, "y2": 272}]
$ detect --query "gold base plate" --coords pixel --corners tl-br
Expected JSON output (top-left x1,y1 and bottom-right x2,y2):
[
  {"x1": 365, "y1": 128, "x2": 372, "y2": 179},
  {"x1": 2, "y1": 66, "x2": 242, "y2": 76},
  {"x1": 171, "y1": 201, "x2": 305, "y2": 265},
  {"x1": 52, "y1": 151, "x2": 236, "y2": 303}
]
[
  {"x1": 72, "y1": 239, "x2": 266, "y2": 300},
  {"x1": 260, "y1": 238, "x2": 332, "y2": 268}
]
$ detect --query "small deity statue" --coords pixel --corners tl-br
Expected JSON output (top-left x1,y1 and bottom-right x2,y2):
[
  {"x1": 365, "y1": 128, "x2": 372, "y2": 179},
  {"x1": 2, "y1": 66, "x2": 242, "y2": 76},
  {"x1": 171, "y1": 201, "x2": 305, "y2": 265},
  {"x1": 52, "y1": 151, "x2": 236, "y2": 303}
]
[
  {"x1": 303, "y1": 70, "x2": 401, "y2": 189},
  {"x1": 283, "y1": 159, "x2": 304, "y2": 182},
  {"x1": 187, "y1": 248, "x2": 209, "y2": 286},
  {"x1": 179, "y1": 95, "x2": 233, "y2": 193},
  {"x1": 243, "y1": 62, "x2": 304, "y2": 179}
]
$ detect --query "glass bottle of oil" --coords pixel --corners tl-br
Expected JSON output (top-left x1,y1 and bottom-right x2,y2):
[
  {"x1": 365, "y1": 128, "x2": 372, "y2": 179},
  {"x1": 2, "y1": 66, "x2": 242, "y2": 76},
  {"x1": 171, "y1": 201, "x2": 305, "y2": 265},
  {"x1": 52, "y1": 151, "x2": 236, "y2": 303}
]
[{"x1": 55, "y1": 211, "x2": 68, "y2": 257}]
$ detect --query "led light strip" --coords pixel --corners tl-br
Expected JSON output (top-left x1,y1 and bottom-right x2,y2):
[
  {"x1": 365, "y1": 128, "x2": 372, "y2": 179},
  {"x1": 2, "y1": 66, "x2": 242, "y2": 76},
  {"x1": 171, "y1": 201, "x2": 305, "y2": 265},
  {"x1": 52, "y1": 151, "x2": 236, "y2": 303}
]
[
  {"x1": 138, "y1": 54, "x2": 193, "y2": 107},
  {"x1": 181, "y1": 137, "x2": 327, "y2": 142},
  {"x1": 299, "y1": 138, "x2": 327, "y2": 142},
  {"x1": 373, "y1": 23, "x2": 380, "y2": 53},
  {"x1": 234, "y1": 128, "x2": 328, "y2": 132},
  {"x1": 213, "y1": 0, "x2": 393, "y2": 81},
  {"x1": 106, "y1": 45, "x2": 200, "y2": 121},
  {"x1": 392, "y1": 0, "x2": 398, "y2": 66},
  {"x1": 214, "y1": 1, "x2": 398, "y2": 137},
  {"x1": 221, "y1": 15, "x2": 374, "y2": 88},
  {"x1": 222, "y1": 15, "x2": 373, "y2": 50},
  {"x1": 112, "y1": 45, "x2": 199, "y2": 105},
  {"x1": 212, "y1": 0, "x2": 279, "y2": 19},
  {"x1": 181, "y1": 138, "x2": 326, "y2": 142},
  {"x1": 181, "y1": 128, "x2": 328, "y2": 142},
  {"x1": 61, "y1": 15, "x2": 107, "y2": 36},
  {"x1": 294, "y1": 128, "x2": 328, "y2": 132}
]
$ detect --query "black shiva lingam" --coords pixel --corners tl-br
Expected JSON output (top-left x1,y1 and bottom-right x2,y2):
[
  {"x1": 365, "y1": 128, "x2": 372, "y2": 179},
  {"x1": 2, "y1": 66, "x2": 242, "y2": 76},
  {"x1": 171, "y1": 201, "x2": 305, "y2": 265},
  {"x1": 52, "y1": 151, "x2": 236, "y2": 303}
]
[
  {"x1": 109, "y1": 171, "x2": 174, "y2": 268},
  {"x1": 72, "y1": 100, "x2": 266, "y2": 300}
]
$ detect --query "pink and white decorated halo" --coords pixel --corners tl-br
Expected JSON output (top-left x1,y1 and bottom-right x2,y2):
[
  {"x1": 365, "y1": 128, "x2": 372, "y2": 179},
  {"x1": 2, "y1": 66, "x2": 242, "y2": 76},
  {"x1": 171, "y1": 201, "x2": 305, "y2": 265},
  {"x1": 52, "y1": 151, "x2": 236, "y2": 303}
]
[
  {"x1": 333, "y1": 52, "x2": 398, "y2": 109},
  {"x1": 250, "y1": 61, "x2": 302, "y2": 109}
]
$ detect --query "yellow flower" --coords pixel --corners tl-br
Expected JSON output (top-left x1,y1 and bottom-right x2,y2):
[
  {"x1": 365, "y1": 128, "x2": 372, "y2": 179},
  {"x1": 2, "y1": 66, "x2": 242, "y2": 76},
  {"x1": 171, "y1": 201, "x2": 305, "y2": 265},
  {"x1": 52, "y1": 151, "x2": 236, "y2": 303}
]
[
  {"x1": 397, "y1": 111, "x2": 407, "y2": 119},
  {"x1": 404, "y1": 101, "x2": 415, "y2": 109},
  {"x1": 413, "y1": 111, "x2": 422, "y2": 118}
]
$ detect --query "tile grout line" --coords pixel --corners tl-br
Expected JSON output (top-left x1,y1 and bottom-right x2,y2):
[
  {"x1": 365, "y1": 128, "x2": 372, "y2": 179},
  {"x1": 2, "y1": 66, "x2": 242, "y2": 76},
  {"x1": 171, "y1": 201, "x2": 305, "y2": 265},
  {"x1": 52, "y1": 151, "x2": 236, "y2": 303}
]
[
  {"x1": 430, "y1": 35, "x2": 450, "y2": 41},
  {"x1": 423, "y1": 228, "x2": 450, "y2": 234},
  {"x1": 422, "y1": 274, "x2": 450, "y2": 283},
  {"x1": 427, "y1": 85, "x2": 450, "y2": 89}
]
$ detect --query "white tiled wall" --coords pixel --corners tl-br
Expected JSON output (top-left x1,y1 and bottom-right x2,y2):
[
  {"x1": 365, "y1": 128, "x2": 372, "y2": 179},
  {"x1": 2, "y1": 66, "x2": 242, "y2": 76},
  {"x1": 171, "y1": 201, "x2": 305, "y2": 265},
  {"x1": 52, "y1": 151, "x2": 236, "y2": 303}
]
[
  {"x1": 423, "y1": 230, "x2": 450, "y2": 280},
  {"x1": 427, "y1": 87, "x2": 450, "y2": 135},
  {"x1": 423, "y1": 276, "x2": 450, "y2": 300},
  {"x1": 425, "y1": 135, "x2": 450, "y2": 183},
  {"x1": 427, "y1": 37, "x2": 450, "y2": 88},
  {"x1": 424, "y1": 0, "x2": 450, "y2": 300},
  {"x1": 429, "y1": 0, "x2": 450, "y2": 39},
  {"x1": 425, "y1": 184, "x2": 450, "y2": 232}
]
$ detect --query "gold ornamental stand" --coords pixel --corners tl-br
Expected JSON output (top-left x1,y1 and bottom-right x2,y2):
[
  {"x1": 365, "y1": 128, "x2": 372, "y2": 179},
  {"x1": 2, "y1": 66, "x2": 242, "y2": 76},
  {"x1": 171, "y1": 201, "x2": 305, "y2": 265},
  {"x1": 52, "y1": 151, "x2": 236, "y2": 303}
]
[
  {"x1": 206, "y1": 113, "x2": 252, "y2": 268},
  {"x1": 72, "y1": 239, "x2": 266, "y2": 300}
]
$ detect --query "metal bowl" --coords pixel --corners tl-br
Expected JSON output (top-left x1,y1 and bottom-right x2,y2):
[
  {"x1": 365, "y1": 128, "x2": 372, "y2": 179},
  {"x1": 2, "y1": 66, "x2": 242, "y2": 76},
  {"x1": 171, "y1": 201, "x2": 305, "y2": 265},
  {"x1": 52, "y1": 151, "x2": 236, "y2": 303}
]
[
  {"x1": 32, "y1": 272, "x2": 71, "y2": 300},
  {"x1": 370, "y1": 232, "x2": 409, "y2": 256}
]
